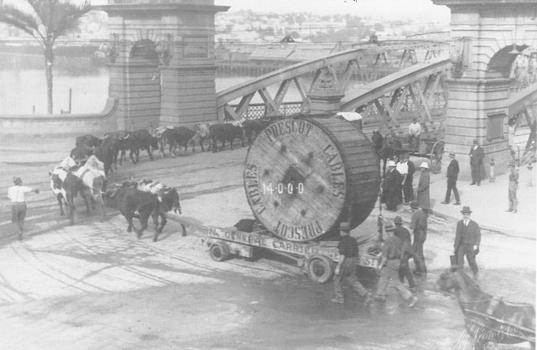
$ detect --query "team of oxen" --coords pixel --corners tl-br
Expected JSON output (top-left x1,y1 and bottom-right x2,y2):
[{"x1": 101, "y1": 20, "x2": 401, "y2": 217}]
[{"x1": 48, "y1": 118, "x2": 273, "y2": 241}]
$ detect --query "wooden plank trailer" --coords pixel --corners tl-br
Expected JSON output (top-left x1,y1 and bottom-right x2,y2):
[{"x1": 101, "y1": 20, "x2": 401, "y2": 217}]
[{"x1": 202, "y1": 114, "x2": 383, "y2": 283}]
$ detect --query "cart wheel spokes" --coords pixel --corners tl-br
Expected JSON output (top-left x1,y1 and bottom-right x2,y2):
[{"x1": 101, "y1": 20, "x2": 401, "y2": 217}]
[
  {"x1": 306, "y1": 255, "x2": 334, "y2": 284},
  {"x1": 210, "y1": 242, "x2": 230, "y2": 262}
]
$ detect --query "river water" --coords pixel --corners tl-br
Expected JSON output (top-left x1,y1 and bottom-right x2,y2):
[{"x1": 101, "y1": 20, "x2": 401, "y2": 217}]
[{"x1": 0, "y1": 69, "x2": 307, "y2": 115}]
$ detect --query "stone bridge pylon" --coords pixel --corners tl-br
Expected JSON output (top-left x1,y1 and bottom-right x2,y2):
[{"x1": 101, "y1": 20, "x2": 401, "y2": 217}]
[
  {"x1": 433, "y1": 0, "x2": 537, "y2": 178},
  {"x1": 97, "y1": 0, "x2": 229, "y2": 131}
]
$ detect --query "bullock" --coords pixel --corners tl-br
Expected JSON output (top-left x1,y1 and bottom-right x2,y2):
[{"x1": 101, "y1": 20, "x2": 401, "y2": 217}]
[
  {"x1": 209, "y1": 122, "x2": 244, "y2": 152},
  {"x1": 70, "y1": 146, "x2": 93, "y2": 167},
  {"x1": 104, "y1": 185, "x2": 164, "y2": 241},
  {"x1": 126, "y1": 178, "x2": 186, "y2": 237},
  {"x1": 49, "y1": 157, "x2": 94, "y2": 224},
  {"x1": 242, "y1": 119, "x2": 270, "y2": 146},
  {"x1": 75, "y1": 134, "x2": 102, "y2": 149},
  {"x1": 74, "y1": 161, "x2": 107, "y2": 219},
  {"x1": 123, "y1": 129, "x2": 159, "y2": 164}
]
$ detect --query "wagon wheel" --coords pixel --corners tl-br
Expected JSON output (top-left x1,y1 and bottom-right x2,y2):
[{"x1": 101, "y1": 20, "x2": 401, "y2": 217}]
[
  {"x1": 306, "y1": 255, "x2": 334, "y2": 284},
  {"x1": 430, "y1": 140, "x2": 445, "y2": 174},
  {"x1": 209, "y1": 242, "x2": 230, "y2": 262}
]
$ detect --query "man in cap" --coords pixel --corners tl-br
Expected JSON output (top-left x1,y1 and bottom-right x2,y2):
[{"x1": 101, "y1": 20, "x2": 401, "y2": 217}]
[
  {"x1": 454, "y1": 206, "x2": 481, "y2": 280},
  {"x1": 331, "y1": 222, "x2": 373, "y2": 306},
  {"x1": 374, "y1": 220, "x2": 418, "y2": 307},
  {"x1": 442, "y1": 152, "x2": 461, "y2": 205},
  {"x1": 469, "y1": 139, "x2": 484, "y2": 186},
  {"x1": 381, "y1": 160, "x2": 401, "y2": 211},
  {"x1": 393, "y1": 216, "x2": 415, "y2": 291},
  {"x1": 507, "y1": 161, "x2": 519, "y2": 214},
  {"x1": 417, "y1": 162, "x2": 430, "y2": 211},
  {"x1": 409, "y1": 200, "x2": 428, "y2": 276},
  {"x1": 7, "y1": 177, "x2": 40, "y2": 240},
  {"x1": 408, "y1": 117, "x2": 421, "y2": 151}
]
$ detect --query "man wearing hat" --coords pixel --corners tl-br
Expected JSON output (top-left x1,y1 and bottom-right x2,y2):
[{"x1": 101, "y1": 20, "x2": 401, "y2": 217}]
[
  {"x1": 393, "y1": 216, "x2": 415, "y2": 291},
  {"x1": 454, "y1": 206, "x2": 481, "y2": 280},
  {"x1": 507, "y1": 161, "x2": 519, "y2": 214},
  {"x1": 469, "y1": 139, "x2": 484, "y2": 186},
  {"x1": 7, "y1": 177, "x2": 40, "y2": 240},
  {"x1": 417, "y1": 162, "x2": 430, "y2": 211},
  {"x1": 381, "y1": 160, "x2": 401, "y2": 211},
  {"x1": 442, "y1": 152, "x2": 461, "y2": 205},
  {"x1": 374, "y1": 220, "x2": 418, "y2": 307},
  {"x1": 409, "y1": 200, "x2": 428, "y2": 276},
  {"x1": 331, "y1": 222, "x2": 373, "y2": 306}
]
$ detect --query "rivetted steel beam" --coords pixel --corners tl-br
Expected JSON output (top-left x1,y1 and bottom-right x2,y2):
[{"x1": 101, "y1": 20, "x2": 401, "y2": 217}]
[
  {"x1": 340, "y1": 59, "x2": 452, "y2": 111},
  {"x1": 216, "y1": 41, "x2": 450, "y2": 108},
  {"x1": 507, "y1": 84, "x2": 537, "y2": 118}
]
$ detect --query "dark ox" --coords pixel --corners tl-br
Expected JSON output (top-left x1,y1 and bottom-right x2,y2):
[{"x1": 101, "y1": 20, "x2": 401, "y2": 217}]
[
  {"x1": 122, "y1": 129, "x2": 159, "y2": 164},
  {"x1": 159, "y1": 127, "x2": 197, "y2": 157},
  {"x1": 104, "y1": 185, "x2": 165, "y2": 242},
  {"x1": 75, "y1": 134, "x2": 102, "y2": 149},
  {"x1": 242, "y1": 118, "x2": 273, "y2": 145},
  {"x1": 209, "y1": 123, "x2": 244, "y2": 152}
]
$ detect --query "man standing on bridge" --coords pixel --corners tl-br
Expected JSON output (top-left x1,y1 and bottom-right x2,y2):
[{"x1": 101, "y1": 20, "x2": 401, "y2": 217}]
[
  {"x1": 408, "y1": 117, "x2": 421, "y2": 151},
  {"x1": 8, "y1": 177, "x2": 39, "y2": 240},
  {"x1": 331, "y1": 222, "x2": 373, "y2": 306}
]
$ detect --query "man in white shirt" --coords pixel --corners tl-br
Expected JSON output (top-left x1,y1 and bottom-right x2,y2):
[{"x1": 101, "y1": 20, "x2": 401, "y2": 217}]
[
  {"x1": 408, "y1": 117, "x2": 421, "y2": 151},
  {"x1": 396, "y1": 156, "x2": 408, "y2": 205},
  {"x1": 7, "y1": 177, "x2": 39, "y2": 240}
]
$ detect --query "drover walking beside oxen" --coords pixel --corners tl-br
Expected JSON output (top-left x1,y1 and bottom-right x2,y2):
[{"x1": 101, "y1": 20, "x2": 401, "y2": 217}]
[
  {"x1": 454, "y1": 206, "x2": 481, "y2": 280},
  {"x1": 442, "y1": 152, "x2": 461, "y2": 205},
  {"x1": 469, "y1": 139, "x2": 484, "y2": 186},
  {"x1": 507, "y1": 161, "x2": 519, "y2": 214},
  {"x1": 409, "y1": 200, "x2": 428, "y2": 276},
  {"x1": 374, "y1": 221, "x2": 418, "y2": 307},
  {"x1": 331, "y1": 222, "x2": 373, "y2": 306},
  {"x1": 7, "y1": 177, "x2": 39, "y2": 240}
]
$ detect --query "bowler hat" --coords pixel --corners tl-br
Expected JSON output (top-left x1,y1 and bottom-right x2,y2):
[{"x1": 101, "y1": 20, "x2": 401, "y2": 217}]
[
  {"x1": 384, "y1": 221, "x2": 395, "y2": 231},
  {"x1": 13, "y1": 177, "x2": 22, "y2": 185},
  {"x1": 508, "y1": 161, "x2": 517, "y2": 167},
  {"x1": 449, "y1": 152, "x2": 455, "y2": 157},
  {"x1": 340, "y1": 222, "x2": 351, "y2": 231},
  {"x1": 461, "y1": 206, "x2": 472, "y2": 214},
  {"x1": 394, "y1": 216, "x2": 403, "y2": 225},
  {"x1": 410, "y1": 200, "x2": 419, "y2": 209}
]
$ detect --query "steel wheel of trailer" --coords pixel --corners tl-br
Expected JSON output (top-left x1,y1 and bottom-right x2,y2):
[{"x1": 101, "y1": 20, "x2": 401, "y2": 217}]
[
  {"x1": 210, "y1": 242, "x2": 230, "y2": 262},
  {"x1": 306, "y1": 255, "x2": 334, "y2": 284}
]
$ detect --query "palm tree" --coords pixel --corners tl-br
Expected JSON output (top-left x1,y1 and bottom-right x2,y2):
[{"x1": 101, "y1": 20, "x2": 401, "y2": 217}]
[{"x1": 0, "y1": 0, "x2": 91, "y2": 114}]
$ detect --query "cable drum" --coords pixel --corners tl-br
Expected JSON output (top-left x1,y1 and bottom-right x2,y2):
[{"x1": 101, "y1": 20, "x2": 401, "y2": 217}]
[{"x1": 243, "y1": 115, "x2": 380, "y2": 242}]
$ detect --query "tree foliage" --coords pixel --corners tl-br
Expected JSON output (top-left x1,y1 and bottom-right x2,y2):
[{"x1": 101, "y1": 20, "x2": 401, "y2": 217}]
[{"x1": 0, "y1": 0, "x2": 91, "y2": 114}]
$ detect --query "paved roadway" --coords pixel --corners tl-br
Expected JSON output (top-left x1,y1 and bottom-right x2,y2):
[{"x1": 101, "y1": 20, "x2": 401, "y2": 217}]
[{"x1": 0, "y1": 143, "x2": 535, "y2": 349}]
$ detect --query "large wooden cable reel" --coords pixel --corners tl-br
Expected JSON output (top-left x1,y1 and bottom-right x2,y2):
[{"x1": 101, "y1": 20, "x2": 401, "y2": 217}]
[{"x1": 244, "y1": 115, "x2": 380, "y2": 242}]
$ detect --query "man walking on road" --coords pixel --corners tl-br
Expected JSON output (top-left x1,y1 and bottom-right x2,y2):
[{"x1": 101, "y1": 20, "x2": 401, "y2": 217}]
[
  {"x1": 454, "y1": 206, "x2": 481, "y2": 280},
  {"x1": 393, "y1": 216, "x2": 415, "y2": 291},
  {"x1": 417, "y1": 162, "x2": 430, "y2": 211},
  {"x1": 409, "y1": 200, "x2": 428, "y2": 276},
  {"x1": 331, "y1": 222, "x2": 373, "y2": 306},
  {"x1": 442, "y1": 152, "x2": 461, "y2": 205},
  {"x1": 374, "y1": 221, "x2": 418, "y2": 307},
  {"x1": 469, "y1": 139, "x2": 484, "y2": 186},
  {"x1": 507, "y1": 161, "x2": 519, "y2": 214},
  {"x1": 7, "y1": 177, "x2": 40, "y2": 240}
]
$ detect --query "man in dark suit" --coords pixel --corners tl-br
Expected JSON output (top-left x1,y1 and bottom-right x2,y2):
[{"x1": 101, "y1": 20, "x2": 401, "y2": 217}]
[
  {"x1": 442, "y1": 152, "x2": 461, "y2": 205},
  {"x1": 469, "y1": 139, "x2": 484, "y2": 186},
  {"x1": 454, "y1": 206, "x2": 481, "y2": 280}
]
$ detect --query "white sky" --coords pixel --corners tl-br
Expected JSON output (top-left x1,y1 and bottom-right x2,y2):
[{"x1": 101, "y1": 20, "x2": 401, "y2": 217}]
[{"x1": 87, "y1": 0, "x2": 450, "y2": 23}]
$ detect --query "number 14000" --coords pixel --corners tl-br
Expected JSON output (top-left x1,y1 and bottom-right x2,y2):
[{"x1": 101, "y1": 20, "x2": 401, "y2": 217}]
[{"x1": 262, "y1": 182, "x2": 304, "y2": 195}]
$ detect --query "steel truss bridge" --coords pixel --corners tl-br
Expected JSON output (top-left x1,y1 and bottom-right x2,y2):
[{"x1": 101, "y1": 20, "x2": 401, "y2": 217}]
[{"x1": 217, "y1": 40, "x2": 536, "y2": 152}]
